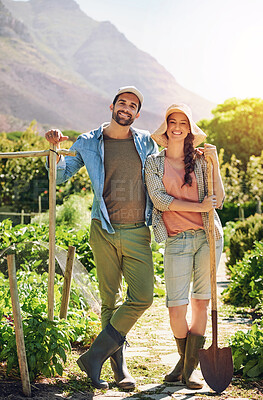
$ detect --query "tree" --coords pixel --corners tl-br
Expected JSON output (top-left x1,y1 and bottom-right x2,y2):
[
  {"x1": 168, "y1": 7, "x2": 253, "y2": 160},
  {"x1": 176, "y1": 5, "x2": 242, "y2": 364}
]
[
  {"x1": 0, "y1": 123, "x2": 48, "y2": 212},
  {"x1": 0, "y1": 123, "x2": 91, "y2": 215},
  {"x1": 198, "y1": 98, "x2": 263, "y2": 168},
  {"x1": 220, "y1": 150, "x2": 245, "y2": 203}
]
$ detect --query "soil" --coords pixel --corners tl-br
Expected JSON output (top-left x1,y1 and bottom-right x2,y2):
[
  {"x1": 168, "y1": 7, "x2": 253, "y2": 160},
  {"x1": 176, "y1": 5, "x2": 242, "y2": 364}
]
[
  {"x1": 0, "y1": 381, "x2": 76, "y2": 400},
  {"x1": 0, "y1": 376, "x2": 93, "y2": 400}
]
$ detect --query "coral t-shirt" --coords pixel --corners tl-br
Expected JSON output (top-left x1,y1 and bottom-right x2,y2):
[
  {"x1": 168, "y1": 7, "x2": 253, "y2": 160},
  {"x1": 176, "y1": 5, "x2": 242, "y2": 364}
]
[{"x1": 162, "y1": 158, "x2": 204, "y2": 236}]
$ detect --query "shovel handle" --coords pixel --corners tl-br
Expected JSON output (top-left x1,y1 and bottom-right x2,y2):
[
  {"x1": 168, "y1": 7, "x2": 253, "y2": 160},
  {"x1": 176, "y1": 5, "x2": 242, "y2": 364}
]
[{"x1": 207, "y1": 158, "x2": 218, "y2": 345}]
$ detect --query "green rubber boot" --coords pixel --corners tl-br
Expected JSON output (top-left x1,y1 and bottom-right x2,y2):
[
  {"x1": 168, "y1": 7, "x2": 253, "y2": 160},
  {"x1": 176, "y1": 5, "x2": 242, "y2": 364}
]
[
  {"x1": 110, "y1": 346, "x2": 136, "y2": 390},
  {"x1": 182, "y1": 332, "x2": 205, "y2": 389},
  {"x1": 77, "y1": 323, "x2": 125, "y2": 389},
  {"x1": 164, "y1": 337, "x2": 187, "y2": 382}
]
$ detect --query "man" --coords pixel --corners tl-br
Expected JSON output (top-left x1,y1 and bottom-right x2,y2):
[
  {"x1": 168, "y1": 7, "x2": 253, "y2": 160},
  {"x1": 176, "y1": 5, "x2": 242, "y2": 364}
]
[{"x1": 45, "y1": 86, "x2": 158, "y2": 390}]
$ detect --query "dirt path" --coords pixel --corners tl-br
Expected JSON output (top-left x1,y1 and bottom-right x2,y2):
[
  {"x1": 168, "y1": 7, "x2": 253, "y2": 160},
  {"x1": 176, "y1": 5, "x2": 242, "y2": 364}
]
[{"x1": 94, "y1": 253, "x2": 259, "y2": 400}]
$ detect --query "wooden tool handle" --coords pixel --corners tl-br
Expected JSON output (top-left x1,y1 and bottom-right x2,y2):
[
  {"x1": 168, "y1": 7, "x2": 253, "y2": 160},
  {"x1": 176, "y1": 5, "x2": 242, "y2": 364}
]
[{"x1": 207, "y1": 158, "x2": 218, "y2": 345}]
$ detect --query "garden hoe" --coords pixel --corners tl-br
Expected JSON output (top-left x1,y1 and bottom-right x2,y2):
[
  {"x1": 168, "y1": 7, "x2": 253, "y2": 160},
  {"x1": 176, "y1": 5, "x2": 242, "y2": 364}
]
[{"x1": 199, "y1": 157, "x2": 233, "y2": 393}]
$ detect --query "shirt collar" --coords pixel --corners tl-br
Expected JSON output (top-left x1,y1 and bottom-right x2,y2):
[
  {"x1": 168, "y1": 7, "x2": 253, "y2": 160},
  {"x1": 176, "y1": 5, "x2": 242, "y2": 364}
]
[
  {"x1": 95, "y1": 123, "x2": 110, "y2": 139},
  {"x1": 156, "y1": 149, "x2": 166, "y2": 157},
  {"x1": 96, "y1": 123, "x2": 139, "y2": 139}
]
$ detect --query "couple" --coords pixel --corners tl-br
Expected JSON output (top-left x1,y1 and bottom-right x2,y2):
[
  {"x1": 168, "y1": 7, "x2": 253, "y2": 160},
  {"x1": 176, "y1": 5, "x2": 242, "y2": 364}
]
[{"x1": 45, "y1": 86, "x2": 224, "y2": 390}]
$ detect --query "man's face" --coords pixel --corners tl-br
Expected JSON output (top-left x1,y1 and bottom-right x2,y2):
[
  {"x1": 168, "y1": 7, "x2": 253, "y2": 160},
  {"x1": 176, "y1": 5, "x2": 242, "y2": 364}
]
[{"x1": 110, "y1": 93, "x2": 140, "y2": 126}]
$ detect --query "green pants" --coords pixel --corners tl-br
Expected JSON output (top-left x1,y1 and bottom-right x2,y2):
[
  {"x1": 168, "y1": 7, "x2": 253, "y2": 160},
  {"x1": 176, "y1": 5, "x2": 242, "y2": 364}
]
[{"x1": 89, "y1": 219, "x2": 154, "y2": 336}]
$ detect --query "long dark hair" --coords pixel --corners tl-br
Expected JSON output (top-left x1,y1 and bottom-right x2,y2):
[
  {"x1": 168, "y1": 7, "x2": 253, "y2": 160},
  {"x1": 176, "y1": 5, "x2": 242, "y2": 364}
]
[{"x1": 182, "y1": 132, "x2": 195, "y2": 187}]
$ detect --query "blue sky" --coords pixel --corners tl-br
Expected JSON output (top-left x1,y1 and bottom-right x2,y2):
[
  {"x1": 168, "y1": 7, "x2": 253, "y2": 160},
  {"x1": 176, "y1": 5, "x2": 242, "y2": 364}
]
[{"x1": 16, "y1": 0, "x2": 263, "y2": 104}]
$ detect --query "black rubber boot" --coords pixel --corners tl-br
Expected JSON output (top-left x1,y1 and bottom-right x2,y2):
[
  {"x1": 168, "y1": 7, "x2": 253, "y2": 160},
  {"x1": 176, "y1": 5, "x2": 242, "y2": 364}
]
[
  {"x1": 164, "y1": 337, "x2": 187, "y2": 382},
  {"x1": 182, "y1": 332, "x2": 205, "y2": 389},
  {"x1": 110, "y1": 345, "x2": 136, "y2": 390},
  {"x1": 77, "y1": 323, "x2": 125, "y2": 389}
]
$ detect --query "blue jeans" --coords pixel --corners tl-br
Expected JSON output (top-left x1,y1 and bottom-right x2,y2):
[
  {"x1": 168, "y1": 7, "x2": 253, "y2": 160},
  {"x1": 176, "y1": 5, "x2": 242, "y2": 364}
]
[{"x1": 164, "y1": 229, "x2": 223, "y2": 307}]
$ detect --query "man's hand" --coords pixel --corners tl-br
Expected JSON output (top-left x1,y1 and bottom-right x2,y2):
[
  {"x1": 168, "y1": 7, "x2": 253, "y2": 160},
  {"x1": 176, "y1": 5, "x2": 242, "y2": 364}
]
[{"x1": 45, "y1": 129, "x2": 69, "y2": 147}]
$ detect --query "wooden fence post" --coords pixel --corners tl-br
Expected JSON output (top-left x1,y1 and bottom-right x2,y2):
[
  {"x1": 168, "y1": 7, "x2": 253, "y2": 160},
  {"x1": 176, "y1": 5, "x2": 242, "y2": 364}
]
[
  {"x1": 7, "y1": 254, "x2": 31, "y2": 398},
  {"x1": 48, "y1": 144, "x2": 57, "y2": 321},
  {"x1": 21, "y1": 209, "x2": 24, "y2": 224},
  {"x1": 60, "y1": 246, "x2": 76, "y2": 319}
]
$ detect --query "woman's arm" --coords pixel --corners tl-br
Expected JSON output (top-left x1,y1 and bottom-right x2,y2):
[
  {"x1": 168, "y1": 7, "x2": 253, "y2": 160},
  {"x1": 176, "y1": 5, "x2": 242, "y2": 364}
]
[
  {"x1": 168, "y1": 195, "x2": 216, "y2": 212},
  {"x1": 145, "y1": 156, "x2": 174, "y2": 211},
  {"x1": 145, "y1": 155, "x2": 216, "y2": 213}
]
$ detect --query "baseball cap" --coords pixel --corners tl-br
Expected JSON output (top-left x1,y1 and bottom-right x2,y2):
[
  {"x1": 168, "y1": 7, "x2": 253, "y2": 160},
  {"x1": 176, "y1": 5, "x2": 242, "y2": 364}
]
[{"x1": 114, "y1": 86, "x2": 144, "y2": 106}]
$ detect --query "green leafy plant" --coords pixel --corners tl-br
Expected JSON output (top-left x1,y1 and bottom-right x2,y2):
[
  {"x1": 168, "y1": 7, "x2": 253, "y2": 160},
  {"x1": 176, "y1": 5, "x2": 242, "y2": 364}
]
[
  {"x1": 229, "y1": 322, "x2": 263, "y2": 378},
  {"x1": 0, "y1": 314, "x2": 71, "y2": 380},
  {"x1": 0, "y1": 269, "x2": 101, "y2": 380},
  {"x1": 0, "y1": 219, "x2": 95, "y2": 273},
  {"x1": 222, "y1": 241, "x2": 263, "y2": 309},
  {"x1": 151, "y1": 239, "x2": 165, "y2": 297}
]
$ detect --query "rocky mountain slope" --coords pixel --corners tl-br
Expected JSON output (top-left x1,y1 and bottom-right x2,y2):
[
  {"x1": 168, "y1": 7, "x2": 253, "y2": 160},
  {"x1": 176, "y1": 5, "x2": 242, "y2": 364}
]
[{"x1": 0, "y1": 0, "x2": 214, "y2": 133}]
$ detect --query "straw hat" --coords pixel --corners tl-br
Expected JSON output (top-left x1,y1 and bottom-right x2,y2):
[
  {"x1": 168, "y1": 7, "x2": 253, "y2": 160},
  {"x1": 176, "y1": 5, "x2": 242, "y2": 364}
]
[{"x1": 151, "y1": 103, "x2": 207, "y2": 148}]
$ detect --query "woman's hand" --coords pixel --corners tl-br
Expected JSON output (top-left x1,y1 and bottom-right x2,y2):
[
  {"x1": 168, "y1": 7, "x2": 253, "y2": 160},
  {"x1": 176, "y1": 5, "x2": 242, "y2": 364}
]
[{"x1": 201, "y1": 195, "x2": 217, "y2": 212}]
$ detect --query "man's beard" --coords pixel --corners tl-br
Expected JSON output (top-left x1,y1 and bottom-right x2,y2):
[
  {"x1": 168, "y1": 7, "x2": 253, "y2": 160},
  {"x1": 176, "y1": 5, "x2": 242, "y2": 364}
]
[{"x1": 112, "y1": 109, "x2": 135, "y2": 126}]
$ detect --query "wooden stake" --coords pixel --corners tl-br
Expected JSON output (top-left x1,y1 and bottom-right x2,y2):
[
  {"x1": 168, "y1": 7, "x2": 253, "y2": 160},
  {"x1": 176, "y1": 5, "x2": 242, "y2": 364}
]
[
  {"x1": 60, "y1": 246, "x2": 76, "y2": 320},
  {"x1": 48, "y1": 144, "x2": 57, "y2": 321},
  {"x1": 7, "y1": 254, "x2": 31, "y2": 398}
]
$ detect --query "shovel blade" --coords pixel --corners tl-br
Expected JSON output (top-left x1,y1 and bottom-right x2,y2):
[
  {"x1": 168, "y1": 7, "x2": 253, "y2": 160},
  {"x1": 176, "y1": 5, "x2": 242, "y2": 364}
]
[{"x1": 199, "y1": 345, "x2": 233, "y2": 393}]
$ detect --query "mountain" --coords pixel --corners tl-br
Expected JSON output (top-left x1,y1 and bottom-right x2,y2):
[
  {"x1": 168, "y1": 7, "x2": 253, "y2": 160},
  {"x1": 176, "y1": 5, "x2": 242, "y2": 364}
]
[{"x1": 0, "y1": 0, "x2": 215, "y2": 133}]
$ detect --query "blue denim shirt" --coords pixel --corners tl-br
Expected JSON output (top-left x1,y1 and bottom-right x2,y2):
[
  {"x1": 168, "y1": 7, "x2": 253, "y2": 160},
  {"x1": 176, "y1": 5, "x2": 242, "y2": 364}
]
[{"x1": 54, "y1": 123, "x2": 158, "y2": 233}]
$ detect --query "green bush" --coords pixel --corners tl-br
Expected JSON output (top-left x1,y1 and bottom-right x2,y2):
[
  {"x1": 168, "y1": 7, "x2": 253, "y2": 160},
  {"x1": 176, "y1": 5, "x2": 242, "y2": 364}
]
[
  {"x1": 223, "y1": 220, "x2": 237, "y2": 252},
  {"x1": 229, "y1": 322, "x2": 263, "y2": 378},
  {"x1": 227, "y1": 214, "x2": 263, "y2": 267},
  {"x1": 222, "y1": 241, "x2": 263, "y2": 309},
  {"x1": 32, "y1": 193, "x2": 93, "y2": 229},
  {"x1": 217, "y1": 201, "x2": 262, "y2": 226}
]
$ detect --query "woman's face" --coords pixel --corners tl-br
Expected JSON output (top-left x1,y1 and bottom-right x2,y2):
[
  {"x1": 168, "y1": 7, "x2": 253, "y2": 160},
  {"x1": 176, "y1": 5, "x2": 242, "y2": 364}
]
[{"x1": 166, "y1": 112, "x2": 190, "y2": 142}]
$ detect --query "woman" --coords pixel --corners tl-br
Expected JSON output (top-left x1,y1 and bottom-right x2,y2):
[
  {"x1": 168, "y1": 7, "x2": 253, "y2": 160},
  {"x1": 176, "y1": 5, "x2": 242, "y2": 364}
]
[{"x1": 145, "y1": 103, "x2": 224, "y2": 389}]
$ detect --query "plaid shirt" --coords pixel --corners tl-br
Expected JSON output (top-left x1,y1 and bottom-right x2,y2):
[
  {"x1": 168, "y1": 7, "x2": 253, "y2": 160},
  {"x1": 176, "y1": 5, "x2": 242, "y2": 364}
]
[{"x1": 145, "y1": 149, "x2": 223, "y2": 243}]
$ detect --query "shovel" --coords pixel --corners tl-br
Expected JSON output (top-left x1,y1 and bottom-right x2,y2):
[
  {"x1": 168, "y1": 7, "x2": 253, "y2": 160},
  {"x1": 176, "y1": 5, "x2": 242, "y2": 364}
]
[{"x1": 199, "y1": 157, "x2": 233, "y2": 393}]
